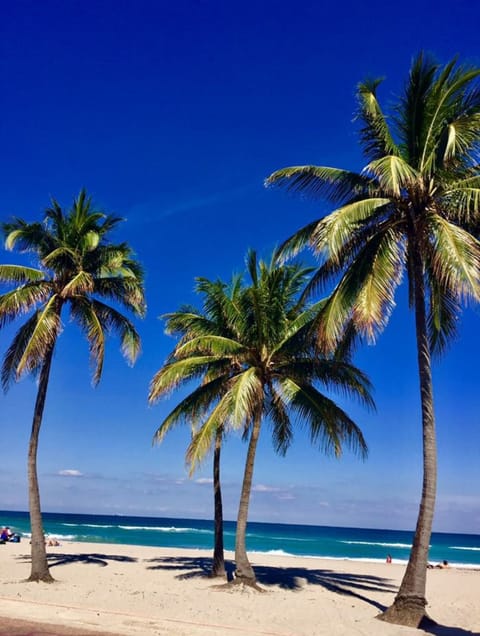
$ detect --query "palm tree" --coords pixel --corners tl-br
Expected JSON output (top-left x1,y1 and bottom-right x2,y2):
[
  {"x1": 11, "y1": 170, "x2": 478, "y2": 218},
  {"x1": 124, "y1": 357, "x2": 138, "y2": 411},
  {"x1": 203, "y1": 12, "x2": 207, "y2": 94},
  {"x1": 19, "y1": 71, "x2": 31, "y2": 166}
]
[
  {"x1": 0, "y1": 190, "x2": 146, "y2": 582},
  {"x1": 149, "y1": 276, "x2": 244, "y2": 578},
  {"x1": 266, "y1": 53, "x2": 480, "y2": 626},
  {"x1": 150, "y1": 251, "x2": 373, "y2": 586}
]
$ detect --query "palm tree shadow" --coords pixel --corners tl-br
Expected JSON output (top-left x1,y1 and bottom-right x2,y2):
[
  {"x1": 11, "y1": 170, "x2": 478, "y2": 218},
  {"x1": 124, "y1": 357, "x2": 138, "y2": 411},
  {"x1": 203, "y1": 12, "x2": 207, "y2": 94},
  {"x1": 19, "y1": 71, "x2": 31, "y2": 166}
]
[
  {"x1": 421, "y1": 623, "x2": 479, "y2": 636},
  {"x1": 146, "y1": 556, "x2": 396, "y2": 611},
  {"x1": 146, "y1": 555, "x2": 235, "y2": 581},
  {"x1": 16, "y1": 552, "x2": 137, "y2": 568}
]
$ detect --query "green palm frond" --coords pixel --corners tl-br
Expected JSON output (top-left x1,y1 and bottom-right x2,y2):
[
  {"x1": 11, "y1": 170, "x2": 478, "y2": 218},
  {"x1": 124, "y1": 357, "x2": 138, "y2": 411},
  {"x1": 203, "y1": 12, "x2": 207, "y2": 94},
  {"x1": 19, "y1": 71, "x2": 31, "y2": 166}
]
[
  {"x1": 357, "y1": 79, "x2": 399, "y2": 160},
  {"x1": 268, "y1": 383, "x2": 293, "y2": 455},
  {"x1": 427, "y1": 278, "x2": 460, "y2": 356},
  {"x1": 175, "y1": 335, "x2": 246, "y2": 358},
  {"x1": 0, "y1": 282, "x2": 52, "y2": 328},
  {"x1": 280, "y1": 378, "x2": 368, "y2": 458},
  {"x1": 61, "y1": 270, "x2": 94, "y2": 297},
  {"x1": 69, "y1": 297, "x2": 105, "y2": 385},
  {"x1": 1, "y1": 313, "x2": 40, "y2": 389},
  {"x1": 443, "y1": 183, "x2": 480, "y2": 224},
  {"x1": 153, "y1": 375, "x2": 229, "y2": 445},
  {"x1": 0, "y1": 265, "x2": 44, "y2": 285},
  {"x1": 87, "y1": 299, "x2": 142, "y2": 365},
  {"x1": 41, "y1": 246, "x2": 79, "y2": 270},
  {"x1": 229, "y1": 367, "x2": 262, "y2": 428},
  {"x1": 16, "y1": 296, "x2": 62, "y2": 378},
  {"x1": 438, "y1": 113, "x2": 480, "y2": 165},
  {"x1": 363, "y1": 156, "x2": 419, "y2": 196},
  {"x1": 186, "y1": 392, "x2": 234, "y2": 471},
  {"x1": 93, "y1": 276, "x2": 146, "y2": 316},
  {"x1": 317, "y1": 227, "x2": 404, "y2": 349},
  {"x1": 427, "y1": 215, "x2": 480, "y2": 301},
  {"x1": 3, "y1": 220, "x2": 53, "y2": 254},
  {"x1": 279, "y1": 359, "x2": 375, "y2": 410},
  {"x1": 149, "y1": 355, "x2": 220, "y2": 402},
  {"x1": 420, "y1": 64, "x2": 480, "y2": 173},
  {"x1": 266, "y1": 166, "x2": 370, "y2": 203},
  {"x1": 310, "y1": 198, "x2": 391, "y2": 261}
]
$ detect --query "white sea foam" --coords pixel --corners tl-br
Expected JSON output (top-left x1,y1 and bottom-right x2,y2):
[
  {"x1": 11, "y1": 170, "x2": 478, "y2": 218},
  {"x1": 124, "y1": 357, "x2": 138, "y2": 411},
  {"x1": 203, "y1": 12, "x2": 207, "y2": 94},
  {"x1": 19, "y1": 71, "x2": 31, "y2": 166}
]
[
  {"x1": 341, "y1": 541, "x2": 412, "y2": 548},
  {"x1": 250, "y1": 549, "x2": 295, "y2": 557},
  {"x1": 62, "y1": 523, "x2": 115, "y2": 529},
  {"x1": 450, "y1": 546, "x2": 480, "y2": 551},
  {"x1": 118, "y1": 525, "x2": 212, "y2": 534}
]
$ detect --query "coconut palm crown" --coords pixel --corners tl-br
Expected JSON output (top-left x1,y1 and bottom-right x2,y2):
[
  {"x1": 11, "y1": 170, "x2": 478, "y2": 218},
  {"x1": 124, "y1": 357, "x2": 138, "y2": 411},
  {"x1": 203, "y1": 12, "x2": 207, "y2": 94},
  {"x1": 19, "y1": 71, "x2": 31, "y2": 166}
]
[
  {"x1": 0, "y1": 189, "x2": 146, "y2": 581},
  {"x1": 266, "y1": 53, "x2": 480, "y2": 625},
  {"x1": 149, "y1": 250, "x2": 373, "y2": 585}
]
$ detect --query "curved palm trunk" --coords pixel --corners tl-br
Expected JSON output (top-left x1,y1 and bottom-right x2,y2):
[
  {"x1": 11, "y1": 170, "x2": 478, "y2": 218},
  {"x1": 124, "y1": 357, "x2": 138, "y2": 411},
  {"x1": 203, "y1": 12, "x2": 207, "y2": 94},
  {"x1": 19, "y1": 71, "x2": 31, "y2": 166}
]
[
  {"x1": 380, "y1": 242, "x2": 437, "y2": 627},
  {"x1": 27, "y1": 347, "x2": 55, "y2": 583},
  {"x1": 234, "y1": 414, "x2": 261, "y2": 585},
  {"x1": 211, "y1": 426, "x2": 226, "y2": 578}
]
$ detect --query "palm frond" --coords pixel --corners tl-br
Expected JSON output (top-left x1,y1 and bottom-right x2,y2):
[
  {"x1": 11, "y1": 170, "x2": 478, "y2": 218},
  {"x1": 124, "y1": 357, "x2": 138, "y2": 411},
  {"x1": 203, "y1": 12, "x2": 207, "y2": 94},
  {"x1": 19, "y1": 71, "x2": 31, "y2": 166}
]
[
  {"x1": 268, "y1": 382, "x2": 293, "y2": 455},
  {"x1": 1, "y1": 313, "x2": 39, "y2": 389},
  {"x1": 186, "y1": 392, "x2": 234, "y2": 471},
  {"x1": 310, "y1": 197, "x2": 391, "y2": 261},
  {"x1": 427, "y1": 214, "x2": 480, "y2": 302},
  {"x1": 280, "y1": 378, "x2": 368, "y2": 458},
  {"x1": 357, "y1": 78, "x2": 399, "y2": 160},
  {"x1": 152, "y1": 375, "x2": 229, "y2": 444},
  {"x1": 266, "y1": 166, "x2": 370, "y2": 204},
  {"x1": 16, "y1": 296, "x2": 62, "y2": 378},
  {"x1": 149, "y1": 355, "x2": 219, "y2": 402},
  {"x1": 86, "y1": 299, "x2": 142, "y2": 365},
  {"x1": 69, "y1": 297, "x2": 105, "y2": 385},
  {"x1": 175, "y1": 335, "x2": 246, "y2": 359},
  {"x1": 0, "y1": 264, "x2": 44, "y2": 285},
  {"x1": 229, "y1": 367, "x2": 262, "y2": 428},
  {"x1": 61, "y1": 270, "x2": 94, "y2": 297},
  {"x1": 0, "y1": 282, "x2": 52, "y2": 328},
  {"x1": 363, "y1": 156, "x2": 419, "y2": 196},
  {"x1": 427, "y1": 278, "x2": 460, "y2": 356}
]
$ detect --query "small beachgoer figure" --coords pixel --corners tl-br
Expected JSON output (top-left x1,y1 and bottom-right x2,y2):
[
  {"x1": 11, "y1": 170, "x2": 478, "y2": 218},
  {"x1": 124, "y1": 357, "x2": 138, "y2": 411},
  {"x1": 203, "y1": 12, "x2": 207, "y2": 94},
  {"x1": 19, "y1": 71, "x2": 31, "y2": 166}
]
[
  {"x1": 47, "y1": 538, "x2": 60, "y2": 546},
  {"x1": 6, "y1": 527, "x2": 13, "y2": 540},
  {"x1": 0, "y1": 528, "x2": 8, "y2": 542},
  {"x1": 386, "y1": 554, "x2": 392, "y2": 564},
  {"x1": 435, "y1": 559, "x2": 449, "y2": 568}
]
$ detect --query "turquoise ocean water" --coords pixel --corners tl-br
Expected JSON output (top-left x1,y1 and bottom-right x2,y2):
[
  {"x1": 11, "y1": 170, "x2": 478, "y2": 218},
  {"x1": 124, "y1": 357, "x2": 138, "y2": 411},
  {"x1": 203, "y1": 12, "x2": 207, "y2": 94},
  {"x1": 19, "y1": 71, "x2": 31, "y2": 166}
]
[{"x1": 1, "y1": 510, "x2": 479, "y2": 568}]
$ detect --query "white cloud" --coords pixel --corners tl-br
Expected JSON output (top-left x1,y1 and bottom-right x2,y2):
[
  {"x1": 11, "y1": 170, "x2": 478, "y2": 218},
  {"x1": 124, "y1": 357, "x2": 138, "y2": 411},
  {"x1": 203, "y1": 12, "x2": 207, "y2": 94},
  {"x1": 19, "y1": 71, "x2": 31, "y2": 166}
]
[
  {"x1": 195, "y1": 478, "x2": 213, "y2": 485},
  {"x1": 252, "y1": 484, "x2": 281, "y2": 493},
  {"x1": 58, "y1": 469, "x2": 84, "y2": 477}
]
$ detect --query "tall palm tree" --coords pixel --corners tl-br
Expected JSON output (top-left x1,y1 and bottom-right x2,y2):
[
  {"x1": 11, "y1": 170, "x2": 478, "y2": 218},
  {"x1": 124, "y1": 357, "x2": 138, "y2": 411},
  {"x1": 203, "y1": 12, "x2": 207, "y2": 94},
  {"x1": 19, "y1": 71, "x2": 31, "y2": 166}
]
[
  {"x1": 0, "y1": 190, "x2": 146, "y2": 582},
  {"x1": 150, "y1": 276, "x2": 243, "y2": 579},
  {"x1": 266, "y1": 54, "x2": 480, "y2": 625},
  {"x1": 150, "y1": 251, "x2": 373, "y2": 586}
]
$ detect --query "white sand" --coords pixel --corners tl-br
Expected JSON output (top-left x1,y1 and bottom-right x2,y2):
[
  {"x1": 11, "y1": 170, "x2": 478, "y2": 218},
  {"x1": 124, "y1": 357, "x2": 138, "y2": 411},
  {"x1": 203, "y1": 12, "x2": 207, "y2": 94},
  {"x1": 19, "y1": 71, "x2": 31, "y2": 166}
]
[{"x1": 0, "y1": 541, "x2": 478, "y2": 635}]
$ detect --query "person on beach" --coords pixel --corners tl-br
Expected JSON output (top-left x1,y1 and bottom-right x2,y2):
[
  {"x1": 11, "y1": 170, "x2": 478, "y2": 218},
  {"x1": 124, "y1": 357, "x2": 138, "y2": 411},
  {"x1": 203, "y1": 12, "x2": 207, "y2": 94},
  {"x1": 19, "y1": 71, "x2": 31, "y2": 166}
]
[
  {"x1": 0, "y1": 527, "x2": 8, "y2": 542},
  {"x1": 386, "y1": 554, "x2": 392, "y2": 564}
]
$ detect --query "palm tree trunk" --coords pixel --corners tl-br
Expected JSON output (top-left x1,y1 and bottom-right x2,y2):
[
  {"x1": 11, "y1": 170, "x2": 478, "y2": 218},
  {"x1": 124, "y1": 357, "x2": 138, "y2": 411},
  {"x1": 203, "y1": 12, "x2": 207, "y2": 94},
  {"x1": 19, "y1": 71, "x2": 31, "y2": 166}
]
[
  {"x1": 380, "y1": 241, "x2": 437, "y2": 627},
  {"x1": 234, "y1": 413, "x2": 262, "y2": 585},
  {"x1": 27, "y1": 347, "x2": 55, "y2": 583},
  {"x1": 211, "y1": 426, "x2": 226, "y2": 578}
]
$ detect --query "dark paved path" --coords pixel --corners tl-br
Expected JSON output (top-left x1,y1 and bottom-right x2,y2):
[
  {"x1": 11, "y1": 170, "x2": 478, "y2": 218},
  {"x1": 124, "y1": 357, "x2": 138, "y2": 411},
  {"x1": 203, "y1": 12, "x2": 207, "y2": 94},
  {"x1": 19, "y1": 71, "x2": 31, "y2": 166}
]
[{"x1": 0, "y1": 616, "x2": 121, "y2": 636}]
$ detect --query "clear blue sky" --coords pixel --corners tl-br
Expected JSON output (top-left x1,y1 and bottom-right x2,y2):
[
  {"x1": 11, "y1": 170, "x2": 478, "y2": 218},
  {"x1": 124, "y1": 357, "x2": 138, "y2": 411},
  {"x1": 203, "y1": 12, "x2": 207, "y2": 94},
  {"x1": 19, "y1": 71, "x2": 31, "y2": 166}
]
[{"x1": 1, "y1": 0, "x2": 479, "y2": 534}]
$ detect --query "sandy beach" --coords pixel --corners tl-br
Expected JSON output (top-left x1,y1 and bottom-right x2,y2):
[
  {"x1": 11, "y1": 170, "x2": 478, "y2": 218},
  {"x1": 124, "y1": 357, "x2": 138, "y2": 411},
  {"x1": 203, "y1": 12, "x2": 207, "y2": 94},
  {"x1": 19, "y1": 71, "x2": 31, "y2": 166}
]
[{"x1": 0, "y1": 541, "x2": 478, "y2": 636}]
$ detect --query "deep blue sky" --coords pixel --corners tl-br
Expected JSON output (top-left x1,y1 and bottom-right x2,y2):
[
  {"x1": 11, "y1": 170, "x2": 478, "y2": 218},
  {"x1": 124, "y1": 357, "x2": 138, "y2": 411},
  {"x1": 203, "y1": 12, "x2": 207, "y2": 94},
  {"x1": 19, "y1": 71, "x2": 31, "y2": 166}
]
[{"x1": 1, "y1": 0, "x2": 479, "y2": 533}]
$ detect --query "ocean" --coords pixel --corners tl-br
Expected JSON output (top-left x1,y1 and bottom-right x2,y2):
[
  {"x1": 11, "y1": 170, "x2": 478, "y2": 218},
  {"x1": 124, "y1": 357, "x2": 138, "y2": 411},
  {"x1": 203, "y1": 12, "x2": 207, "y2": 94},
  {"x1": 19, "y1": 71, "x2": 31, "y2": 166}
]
[{"x1": 1, "y1": 510, "x2": 479, "y2": 568}]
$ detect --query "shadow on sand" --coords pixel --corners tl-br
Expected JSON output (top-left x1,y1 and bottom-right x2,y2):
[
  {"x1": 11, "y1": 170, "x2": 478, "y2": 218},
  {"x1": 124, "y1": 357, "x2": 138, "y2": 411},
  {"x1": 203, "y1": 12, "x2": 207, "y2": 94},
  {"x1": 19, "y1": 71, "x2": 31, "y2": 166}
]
[
  {"x1": 145, "y1": 555, "x2": 396, "y2": 611},
  {"x1": 16, "y1": 552, "x2": 137, "y2": 568},
  {"x1": 421, "y1": 624, "x2": 479, "y2": 636}
]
